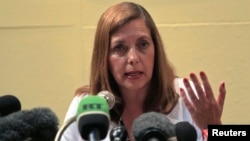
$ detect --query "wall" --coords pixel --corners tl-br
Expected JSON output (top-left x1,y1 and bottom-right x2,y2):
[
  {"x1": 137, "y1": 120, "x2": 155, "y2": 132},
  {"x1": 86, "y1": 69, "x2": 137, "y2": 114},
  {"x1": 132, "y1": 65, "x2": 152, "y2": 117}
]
[{"x1": 0, "y1": 0, "x2": 250, "y2": 126}]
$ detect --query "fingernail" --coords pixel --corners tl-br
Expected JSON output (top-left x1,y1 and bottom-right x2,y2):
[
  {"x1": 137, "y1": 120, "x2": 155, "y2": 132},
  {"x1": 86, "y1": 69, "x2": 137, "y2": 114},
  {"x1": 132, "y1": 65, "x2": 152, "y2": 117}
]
[
  {"x1": 200, "y1": 71, "x2": 205, "y2": 76},
  {"x1": 222, "y1": 82, "x2": 225, "y2": 88},
  {"x1": 179, "y1": 88, "x2": 184, "y2": 96},
  {"x1": 180, "y1": 88, "x2": 183, "y2": 92},
  {"x1": 190, "y1": 73, "x2": 195, "y2": 78},
  {"x1": 183, "y1": 78, "x2": 188, "y2": 83}
]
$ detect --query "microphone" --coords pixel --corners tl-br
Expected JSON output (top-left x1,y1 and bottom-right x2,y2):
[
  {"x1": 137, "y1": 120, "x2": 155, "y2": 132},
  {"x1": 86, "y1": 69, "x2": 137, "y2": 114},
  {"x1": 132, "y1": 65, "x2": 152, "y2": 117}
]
[
  {"x1": 77, "y1": 95, "x2": 110, "y2": 141},
  {"x1": 97, "y1": 90, "x2": 115, "y2": 110},
  {"x1": 54, "y1": 90, "x2": 115, "y2": 141},
  {"x1": 132, "y1": 112, "x2": 177, "y2": 141},
  {"x1": 0, "y1": 107, "x2": 59, "y2": 141},
  {"x1": 0, "y1": 95, "x2": 21, "y2": 117},
  {"x1": 174, "y1": 121, "x2": 197, "y2": 141},
  {"x1": 110, "y1": 125, "x2": 128, "y2": 141}
]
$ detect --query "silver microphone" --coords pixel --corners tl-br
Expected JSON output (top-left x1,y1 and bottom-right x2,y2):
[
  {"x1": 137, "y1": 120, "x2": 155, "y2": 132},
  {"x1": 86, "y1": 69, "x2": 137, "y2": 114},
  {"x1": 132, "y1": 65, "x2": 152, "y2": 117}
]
[{"x1": 97, "y1": 90, "x2": 115, "y2": 109}]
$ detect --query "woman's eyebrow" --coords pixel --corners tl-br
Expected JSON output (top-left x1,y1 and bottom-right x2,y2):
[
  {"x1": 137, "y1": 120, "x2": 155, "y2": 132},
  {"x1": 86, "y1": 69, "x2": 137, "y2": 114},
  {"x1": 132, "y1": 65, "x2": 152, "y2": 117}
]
[{"x1": 111, "y1": 38, "x2": 125, "y2": 45}]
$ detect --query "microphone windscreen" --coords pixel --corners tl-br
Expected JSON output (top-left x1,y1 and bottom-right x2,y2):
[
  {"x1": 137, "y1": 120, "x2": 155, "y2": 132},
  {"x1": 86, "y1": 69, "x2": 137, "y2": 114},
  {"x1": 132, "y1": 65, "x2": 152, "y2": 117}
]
[
  {"x1": 174, "y1": 121, "x2": 197, "y2": 141},
  {"x1": 0, "y1": 107, "x2": 59, "y2": 141},
  {"x1": 77, "y1": 95, "x2": 110, "y2": 140},
  {"x1": 0, "y1": 95, "x2": 21, "y2": 117},
  {"x1": 132, "y1": 112, "x2": 175, "y2": 141}
]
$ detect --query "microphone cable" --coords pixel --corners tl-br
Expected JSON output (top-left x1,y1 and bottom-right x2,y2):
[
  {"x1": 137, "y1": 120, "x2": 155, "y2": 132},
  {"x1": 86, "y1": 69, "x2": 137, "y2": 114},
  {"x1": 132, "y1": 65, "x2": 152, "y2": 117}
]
[{"x1": 54, "y1": 116, "x2": 76, "y2": 141}]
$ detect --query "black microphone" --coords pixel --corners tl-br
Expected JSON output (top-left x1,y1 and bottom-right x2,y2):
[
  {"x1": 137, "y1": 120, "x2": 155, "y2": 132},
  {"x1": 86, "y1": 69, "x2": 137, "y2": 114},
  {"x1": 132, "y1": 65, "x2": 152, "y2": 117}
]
[
  {"x1": 0, "y1": 107, "x2": 59, "y2": 141},
  {"x1": 132, "y1": 112, "x2": 177, "y2": 141},
  {"x1": 0, "y1": 95, "x2": 21, "y2": 117},
  {"x1": 174, "y1": 121, "x2": 197, "y2": 141},
  {"x1": 110, "y1": 125, "x2": 128, "y2": 141}
]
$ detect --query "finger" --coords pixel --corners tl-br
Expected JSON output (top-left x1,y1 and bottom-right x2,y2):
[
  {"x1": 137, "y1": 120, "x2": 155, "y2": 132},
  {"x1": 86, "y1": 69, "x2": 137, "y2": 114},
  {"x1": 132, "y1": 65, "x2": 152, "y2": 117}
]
[
  {"x1": 180, "y1": 88, "x2": 196, "y2": 114},
  {"x1": 183, "y1": 78, "x2": 199, "y2": 105},
  {"x1": 200, "y1": 71, "x2": 215, "y2": 100},
  {"x1": 190, "y1": 72, "x2": 206, "y2": 102},
  {"x1": 217, "y1": 81, "x2": 226, "y2": 108}
]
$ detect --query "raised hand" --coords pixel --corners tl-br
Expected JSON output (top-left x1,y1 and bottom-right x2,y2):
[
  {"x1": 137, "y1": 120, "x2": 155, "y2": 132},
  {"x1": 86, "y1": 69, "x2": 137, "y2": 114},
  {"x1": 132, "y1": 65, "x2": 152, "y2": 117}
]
[{"x1": 180, "y1": 71, "x2": 226, "y2": 130}]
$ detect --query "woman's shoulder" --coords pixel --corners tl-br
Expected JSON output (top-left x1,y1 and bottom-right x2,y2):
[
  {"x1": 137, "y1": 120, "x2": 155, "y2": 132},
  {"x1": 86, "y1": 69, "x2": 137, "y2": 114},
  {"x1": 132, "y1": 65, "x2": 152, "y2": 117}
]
[{"x1": 63, "y1": 94, "x2": 89, "y2": 122}]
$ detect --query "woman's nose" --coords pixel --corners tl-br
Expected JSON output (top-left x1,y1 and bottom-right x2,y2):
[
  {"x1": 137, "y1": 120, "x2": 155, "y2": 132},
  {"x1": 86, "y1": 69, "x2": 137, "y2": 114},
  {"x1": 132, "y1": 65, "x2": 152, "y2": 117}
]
[{"x1": 127, "y1": 49, "x2": 139, "y2": 65}]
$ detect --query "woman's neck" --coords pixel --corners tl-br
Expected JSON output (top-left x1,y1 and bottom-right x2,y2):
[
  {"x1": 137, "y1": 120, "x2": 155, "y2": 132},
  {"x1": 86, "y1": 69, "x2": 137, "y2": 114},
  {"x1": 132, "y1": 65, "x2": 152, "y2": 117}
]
[
  {"x1": 120, "y1": 92, "x2": 145, "y2": 141},
  {"x1": 119, "y1": 86, "x2": 149, "y2": 140},
  {"x1": 121, "y1": 106, "x2": 143, "y2": 141}
]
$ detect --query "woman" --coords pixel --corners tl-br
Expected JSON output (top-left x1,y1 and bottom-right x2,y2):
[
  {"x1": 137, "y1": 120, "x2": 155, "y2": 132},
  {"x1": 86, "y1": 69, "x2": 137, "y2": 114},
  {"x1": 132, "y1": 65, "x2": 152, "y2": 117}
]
[{"x1": 61, "y1": 2, "x2": 226, "y2": 141}]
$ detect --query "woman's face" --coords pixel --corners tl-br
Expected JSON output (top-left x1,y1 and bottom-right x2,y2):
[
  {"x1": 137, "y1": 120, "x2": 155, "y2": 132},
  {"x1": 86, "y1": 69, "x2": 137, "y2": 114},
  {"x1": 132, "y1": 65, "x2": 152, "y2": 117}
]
[{"x1": 109, "y1": 18, "x2": 155, "y2": 92}]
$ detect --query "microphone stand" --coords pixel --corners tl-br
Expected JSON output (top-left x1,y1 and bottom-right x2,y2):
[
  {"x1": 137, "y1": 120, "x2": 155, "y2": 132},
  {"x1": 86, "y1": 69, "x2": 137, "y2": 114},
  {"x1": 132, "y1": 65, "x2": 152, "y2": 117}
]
[{"x1": 88, "y1": 128, "x2": 100, "y2": 141}]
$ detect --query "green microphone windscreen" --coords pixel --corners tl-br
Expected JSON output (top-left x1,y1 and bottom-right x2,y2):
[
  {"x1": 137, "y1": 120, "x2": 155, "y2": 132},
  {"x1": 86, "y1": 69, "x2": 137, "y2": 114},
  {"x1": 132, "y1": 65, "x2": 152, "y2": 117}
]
[
  {"x1": 77, "y1": 95, "x2": 109, "y2": 117},
  {"x1": 76, "y1": 95, "x2": 110, "y2": 140}
]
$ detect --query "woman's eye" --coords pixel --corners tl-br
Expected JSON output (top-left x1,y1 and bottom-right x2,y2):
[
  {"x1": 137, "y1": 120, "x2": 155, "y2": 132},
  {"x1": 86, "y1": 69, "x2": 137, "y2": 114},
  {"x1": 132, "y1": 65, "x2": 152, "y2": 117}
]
[
  {"x1": 111, "y1": 44, "x2": 127, "y2": 54},
  {"x1": 138, "y1": 40, "x2": 149, "y2": 49}
]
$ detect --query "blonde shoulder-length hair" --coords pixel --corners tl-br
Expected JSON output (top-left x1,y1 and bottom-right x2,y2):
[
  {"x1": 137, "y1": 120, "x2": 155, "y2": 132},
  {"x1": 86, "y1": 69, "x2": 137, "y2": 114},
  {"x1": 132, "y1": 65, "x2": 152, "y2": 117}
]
[{"x1": 76, "y1": 2, "x2": 179, "y2": 122}]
